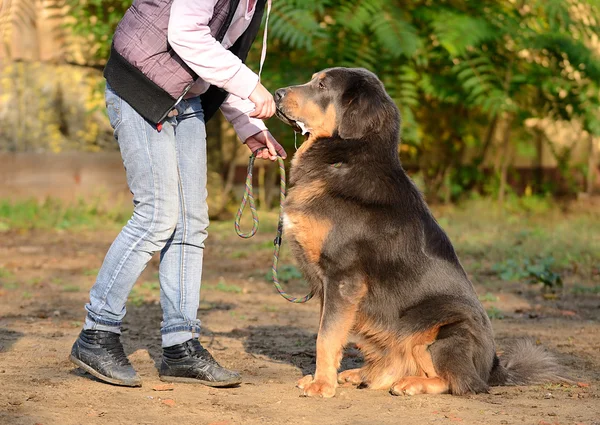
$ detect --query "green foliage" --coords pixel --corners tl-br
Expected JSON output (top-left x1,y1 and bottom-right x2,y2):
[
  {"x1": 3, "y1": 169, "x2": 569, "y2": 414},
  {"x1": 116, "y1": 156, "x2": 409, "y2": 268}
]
[
  {"x1": 486, "y1": 306, "x2": 505, "y2": 320},
  {"x1": 261, "y1": 0, "x2": 600, "y2": 198},
  {"x1": 431, "y1": 12, "x2": 498, "y2": 58},
  {"x1": 478, "y1": 292, "x2": 499, "y2": 303},
  {"x1": 492, "y1": 256, "x2": 563, "y2": 292},
  {"x1": 0, "y1": 267, "x2": 14, "y2": 278},
  {"x1": 210, "y1": 278, "x2": 243, "y2": 294},
  {"x1": 65, "y1": 0, "x2": 132, "y2": 64},
  {"x1": 0, "y1": 198, "x2": 129, "y2": 230},
  {"x1": 62, "y1": 285, "x2": 81, "y2": 293},
  {"x1": 570, "y1": 284, "x2": 600, "y2": 295},
  {"x1": 83, "y1": 268, "x2": 99, "y2": 276},
  {"x1": 265, "y1": 264, "x2": 302, "y2": 283},
  {"x1": 59, "y1": 0, "x2": 600, "y2": 199},
  {"x1": 270, "y1": 1, "x2": 325, "y2": 50}
]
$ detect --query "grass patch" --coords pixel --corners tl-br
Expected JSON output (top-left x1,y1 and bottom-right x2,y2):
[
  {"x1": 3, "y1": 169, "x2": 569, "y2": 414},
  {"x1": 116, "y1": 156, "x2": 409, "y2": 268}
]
[
  {"x1": 129, "y1": 289, "x2": 146, "y2": 307},
  {"x1": 435, "y1": 198, "x2": 599, "y2": 281},
  {"x1": 26, "y1": 277, "x2": 43, "y2": 287},
  {"x1": 491, "y1": 256, "x2": 563, "y2": 293},
  {"x1": 478, "y1": 292, "x2": 498, "y2": 302},
  {"x1": 51, "y1": 277, "x2": 64, "y2": 285},
  {"x1": 229, "y1": 310, "x2": 247, "y2": 320},
  {"x1": 0, "y1": 198, "x2": 130, "y2": 231},
  {"x1": 0, "y1": 267, "x2": 14, "y2": 279},
  {"x1": 265, "y1": 264, "x2": 303, "y2": 283},
  {"x1": 570, "y1": 284, "x2": 600, "y2": 295},
  {"x1": 141, "y1": 281, "x2": 160, "y2": 292},
  {"x1": 62, "y1": 285, "x2": 80, "y2": 293},
  {"x1": 486, "y1": 306, "x2": 505, "y2": 320},
  {"x1": 210, "y1": 279, "x2": 243, "y2": 294},
  {"x1": 0, "y1": 267, "x2": 17, "y2": 289},
  {"x1": 257, "y1": 240, "x2": 277, "y2": 250},
  {"x1": 83, "y1": 268, "x2": 99, "y2": 276},
  {"x1": 263, "y1": 305, "x2": 280, "y2": 313},
  {"x1": 124, "y1": 282, "x2": 162, "y2": 307},
  {"x1": 230, "y1": 250, "x2": 248, "y2": 259}
]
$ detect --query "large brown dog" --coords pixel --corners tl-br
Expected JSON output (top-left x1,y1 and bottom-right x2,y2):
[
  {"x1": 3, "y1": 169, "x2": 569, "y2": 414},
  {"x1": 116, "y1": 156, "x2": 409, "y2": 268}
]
[{"x1": 274, "y1": 68, "x2": 565, "y2": 398}]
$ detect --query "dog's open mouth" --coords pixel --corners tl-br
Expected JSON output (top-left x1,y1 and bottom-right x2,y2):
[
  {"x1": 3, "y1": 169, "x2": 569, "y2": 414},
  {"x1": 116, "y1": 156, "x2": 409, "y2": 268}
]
[{"x1": 275, "y1": 108, "x2": 310, "y2": 136}]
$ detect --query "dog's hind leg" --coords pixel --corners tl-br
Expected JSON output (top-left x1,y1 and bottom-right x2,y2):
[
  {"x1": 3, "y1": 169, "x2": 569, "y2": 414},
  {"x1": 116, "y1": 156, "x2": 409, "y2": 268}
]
[
  {"x1": 425, "y1": 321, "x2": 493, "y2": 395},
  {"x1": 338, "y1": 368, "x2": 363, "y2": 386},
  {"x1": 390, "y1": 376, "x2": 449, "y2": 395},
  {"x1": 298, "y1": 275, "x2": 367, "y2": 398}
]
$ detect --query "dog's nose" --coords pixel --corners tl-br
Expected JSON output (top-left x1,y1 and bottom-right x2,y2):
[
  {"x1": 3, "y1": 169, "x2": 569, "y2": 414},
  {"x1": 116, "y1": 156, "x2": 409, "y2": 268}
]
[{"x1": 274, "y1": 89, "x2": 286, "y2": 103}]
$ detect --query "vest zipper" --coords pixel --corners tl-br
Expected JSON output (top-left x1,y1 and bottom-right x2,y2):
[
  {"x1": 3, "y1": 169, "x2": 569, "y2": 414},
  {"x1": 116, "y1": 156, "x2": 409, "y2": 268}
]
[{"x1": 156, "y1": 82, "x2": 194, "y2": 131}]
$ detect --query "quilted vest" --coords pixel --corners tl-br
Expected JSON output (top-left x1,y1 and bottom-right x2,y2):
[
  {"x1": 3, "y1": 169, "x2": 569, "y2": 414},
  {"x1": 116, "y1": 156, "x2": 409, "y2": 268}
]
[{"x1": 103, "y1": 0, "x2": 266, "y2": 125}]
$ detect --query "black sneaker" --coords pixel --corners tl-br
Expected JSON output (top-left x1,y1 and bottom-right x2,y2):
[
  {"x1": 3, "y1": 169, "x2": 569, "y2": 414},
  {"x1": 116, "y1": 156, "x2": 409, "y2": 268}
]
[
  {"x1": 70, "y1": 330, "x2": 142, "y2": 387},
  {"x1": 160, "y1": 339, "x2": 241, "y2": 387}
]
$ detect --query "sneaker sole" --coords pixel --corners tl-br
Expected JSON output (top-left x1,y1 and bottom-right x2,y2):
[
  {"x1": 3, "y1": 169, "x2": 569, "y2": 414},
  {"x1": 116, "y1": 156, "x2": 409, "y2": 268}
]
[
  {"x1": 70, "y1": 355, "x2": 142, "y2": 387},
  {"x1": 159, "y1": 375, "x2": 241, "y2": 388}
]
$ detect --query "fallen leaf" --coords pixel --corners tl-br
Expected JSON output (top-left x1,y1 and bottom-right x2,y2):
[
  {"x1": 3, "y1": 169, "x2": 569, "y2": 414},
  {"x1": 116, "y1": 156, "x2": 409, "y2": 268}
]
[
  {"x1": 560, "y1": 310, "x2": 577, "y2": 316},
  {"x1": 576, "y1": 382, "x2": 590, "y2": 388},
  {"x1": 161, "y1": 399, "x2": 176, "y2": 407},
  {"x1": 152, "y1": 384, "x2": 174, "y2": 391}
]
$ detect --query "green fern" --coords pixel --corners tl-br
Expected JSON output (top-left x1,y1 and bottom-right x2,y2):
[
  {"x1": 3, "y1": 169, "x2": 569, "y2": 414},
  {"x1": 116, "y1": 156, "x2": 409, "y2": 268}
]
[
  {"x1": 431, "y1": 11, "x2": 498, "y2": 57},
  {"x1": 369, "y1": 7, "x2": 421, "y2": 58},
  {"x1": 334, "y1": 0, "x2": 379, "y2": 34},
  {"x1": 453, "y1": 55, "x2": 510, "y2": 115},
  {"x1": 270, "y1": 3, "x2": 324, "y2": 51},
  {"x1": 532, "y1": 33, "x2": 600, "y2": 81}
]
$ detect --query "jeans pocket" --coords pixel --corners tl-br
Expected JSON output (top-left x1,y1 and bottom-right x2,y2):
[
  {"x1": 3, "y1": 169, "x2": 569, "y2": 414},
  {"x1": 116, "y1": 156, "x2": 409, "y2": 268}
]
[{"x1": 105, "y1": 86, "x2": 123, "y2": 130}]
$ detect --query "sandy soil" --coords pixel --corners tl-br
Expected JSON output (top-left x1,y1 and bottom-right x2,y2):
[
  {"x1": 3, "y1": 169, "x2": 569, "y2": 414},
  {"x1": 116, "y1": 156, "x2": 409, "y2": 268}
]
[{"x1": 1, "y1": 228, "x2": 599, "y2": 425}]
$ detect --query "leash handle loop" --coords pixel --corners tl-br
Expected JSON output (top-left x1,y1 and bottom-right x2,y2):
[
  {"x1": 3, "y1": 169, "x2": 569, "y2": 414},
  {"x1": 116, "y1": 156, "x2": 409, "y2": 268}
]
[
  {"x1": 234, "y1": 148, "x2": 314, "y2": 303},
  {"x1": 234, "y1": 149, "x2": 261, "y2": 238}
]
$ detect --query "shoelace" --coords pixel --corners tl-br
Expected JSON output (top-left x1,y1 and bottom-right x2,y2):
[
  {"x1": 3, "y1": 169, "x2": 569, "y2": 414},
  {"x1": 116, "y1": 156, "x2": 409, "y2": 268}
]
[
  {"x1": 189, "y1": 340, "x2": 218, "y2": 364},
  {"x1": 103, "y1": 336, "x2": 132, "y2": 367}
]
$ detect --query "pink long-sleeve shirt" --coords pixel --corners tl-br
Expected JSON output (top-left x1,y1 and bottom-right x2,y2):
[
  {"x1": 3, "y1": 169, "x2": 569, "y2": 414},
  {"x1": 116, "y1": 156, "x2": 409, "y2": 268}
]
[{"x1": 168, "y1": 0, "x2": 267, "y2": 142}]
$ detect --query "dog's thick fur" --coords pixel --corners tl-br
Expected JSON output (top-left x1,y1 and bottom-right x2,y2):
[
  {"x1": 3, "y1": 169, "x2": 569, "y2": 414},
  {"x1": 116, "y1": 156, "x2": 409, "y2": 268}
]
[{"x1": 274, "y1": 68, "x2": 566, "y2": 398}]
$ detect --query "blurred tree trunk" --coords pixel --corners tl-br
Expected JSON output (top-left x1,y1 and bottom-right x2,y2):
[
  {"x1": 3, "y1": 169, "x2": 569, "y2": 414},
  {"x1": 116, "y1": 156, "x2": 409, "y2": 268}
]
[
  {"x1": 497, "y1": 113, "x2": 514, "y2": 204},
  {"x1": 477, "y1": 115, "x2": 498, "y2": 170},
  {"x1": 206, "y1": 113, "x2": 245, "y2": 218},
  {"x1": 218, "y1": 137, "x2": 240, "y2": 215},
  {"x1": 205, "y1": 113, "x2": 223, "y2": 173},
  {"x1": 534, "y1": 127, "x2": 544, "y2": 193},
  {"x1": 588, "y1": 134, "x2": 597, "y2": 196}
]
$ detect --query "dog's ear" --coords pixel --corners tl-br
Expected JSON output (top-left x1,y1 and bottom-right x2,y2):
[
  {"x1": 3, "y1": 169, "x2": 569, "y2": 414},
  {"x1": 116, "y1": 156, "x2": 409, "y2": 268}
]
[{"x1": 337, "y1": 79, "x2": 386, "y2": 140}]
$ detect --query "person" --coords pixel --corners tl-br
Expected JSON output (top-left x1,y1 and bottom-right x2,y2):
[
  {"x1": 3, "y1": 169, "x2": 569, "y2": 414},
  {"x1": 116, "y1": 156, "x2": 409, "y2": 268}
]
[{"x1": 70, "y1": 0, "x2": 286, "y2": 388}]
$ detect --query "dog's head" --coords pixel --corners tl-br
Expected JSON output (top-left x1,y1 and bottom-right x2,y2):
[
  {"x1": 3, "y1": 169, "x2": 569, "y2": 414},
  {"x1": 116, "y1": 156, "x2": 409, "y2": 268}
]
[{"x1": 275, "y1": 68, "x2": 399, "y2": 141}]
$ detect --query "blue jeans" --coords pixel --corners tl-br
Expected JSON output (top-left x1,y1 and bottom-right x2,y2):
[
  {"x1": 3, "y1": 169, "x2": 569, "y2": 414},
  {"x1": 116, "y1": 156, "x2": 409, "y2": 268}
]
[{"x1": 84, "y1": 85, "x2": 209, "y2": 347}]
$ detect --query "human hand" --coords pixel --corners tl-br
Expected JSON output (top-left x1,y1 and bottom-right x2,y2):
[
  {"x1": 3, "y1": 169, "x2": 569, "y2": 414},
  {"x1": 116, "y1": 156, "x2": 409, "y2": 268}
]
[
  {"x1": 245, "y1": 130, "x2": 287, "y2": 161},
  {"x1": 248, "y1": 82, "x2": 276, "y2": 119}
]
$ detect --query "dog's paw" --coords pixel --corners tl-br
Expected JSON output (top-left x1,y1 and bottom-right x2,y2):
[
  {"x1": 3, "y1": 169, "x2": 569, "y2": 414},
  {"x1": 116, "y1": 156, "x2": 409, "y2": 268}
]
[
  {"x1": 301, "y1": 379, "x2": 337, "y2": 398},
  {"x1": 296, "y1": 374, "x2": 314, "y2": 390},
  {"x1": 390, "y1": 377, "x2": 425, "y2": 396},
  {"x1": 337, "y1": 369, "x2": 362, "y2": 386}
]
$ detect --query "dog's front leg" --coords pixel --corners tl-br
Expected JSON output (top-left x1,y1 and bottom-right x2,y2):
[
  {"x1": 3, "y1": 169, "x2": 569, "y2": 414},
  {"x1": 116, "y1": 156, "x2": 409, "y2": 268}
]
[{"x1": 298, "y1": 276, "x2": 366, "y2": 398}]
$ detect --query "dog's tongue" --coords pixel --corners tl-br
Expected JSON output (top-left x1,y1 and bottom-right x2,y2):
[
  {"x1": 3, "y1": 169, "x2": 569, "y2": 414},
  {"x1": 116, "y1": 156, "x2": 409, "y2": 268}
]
[{"x1": 296, "y1": 121, "x2": 309, "y2": 135}]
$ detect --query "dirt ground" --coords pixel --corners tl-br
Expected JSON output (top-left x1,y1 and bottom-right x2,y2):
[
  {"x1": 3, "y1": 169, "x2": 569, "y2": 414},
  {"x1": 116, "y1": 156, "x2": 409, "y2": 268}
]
[{"x1": 1, "y1": 222, "x2": 599, "y2": 425}]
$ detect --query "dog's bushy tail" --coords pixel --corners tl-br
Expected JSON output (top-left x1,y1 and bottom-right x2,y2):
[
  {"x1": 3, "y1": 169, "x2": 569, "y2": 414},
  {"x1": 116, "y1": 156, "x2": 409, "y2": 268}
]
[{"x1": 488, "y1": 339, "x2": 572, "y2": 386}]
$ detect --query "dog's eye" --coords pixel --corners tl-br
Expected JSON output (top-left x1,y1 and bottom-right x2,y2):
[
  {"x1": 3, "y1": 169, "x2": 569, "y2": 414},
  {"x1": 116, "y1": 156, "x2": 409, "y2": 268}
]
[{"x1": 318, "y1": 81, "x2": 326, "y2": 89}]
